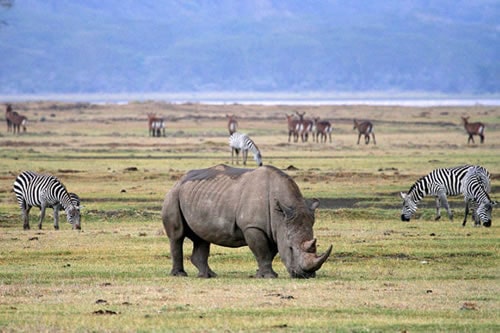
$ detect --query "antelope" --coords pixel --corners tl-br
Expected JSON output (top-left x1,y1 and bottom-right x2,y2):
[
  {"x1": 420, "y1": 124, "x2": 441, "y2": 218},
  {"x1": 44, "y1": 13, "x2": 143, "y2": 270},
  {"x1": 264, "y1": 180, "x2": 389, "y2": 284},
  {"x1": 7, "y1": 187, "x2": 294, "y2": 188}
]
[
  {"x1": 5, "y1": 104, "x2": 13, "y2": 132},
  {"x1": 226, "y1": 114, "x2": 238, "y2": 135},
  {"x1": 285, "y1": 114, "x2": 300, "y2": 143},
  {"x1": 147, "y1": 113, "x2": 165, "y2": 137},
  {"x1": 353, "y1": 119, "x2": 376, "y2": 145},
  {"x1": 295, "y1": 111, "x2": 313, "y2": 142},
  {"x1": 313, "y1": 117, "x2": 332, "y2": 143},
  {"x1": 461, "y1": 116, "x2": 485, "y2": 144},
  {"x1": 6, "y1": 106, "x2": 28, "y2": 134}
]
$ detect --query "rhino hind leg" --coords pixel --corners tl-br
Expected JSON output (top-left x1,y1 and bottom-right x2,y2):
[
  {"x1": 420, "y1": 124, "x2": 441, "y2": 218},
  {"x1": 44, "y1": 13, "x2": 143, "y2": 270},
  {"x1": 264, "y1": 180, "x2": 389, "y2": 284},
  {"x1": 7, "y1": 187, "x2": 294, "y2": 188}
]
[
  {"x1": 169, "y1": 237, "x2": 188, "y2": 276},
  {"x1": 191, "y1": 239, "x2": 217, "y2": 278}
]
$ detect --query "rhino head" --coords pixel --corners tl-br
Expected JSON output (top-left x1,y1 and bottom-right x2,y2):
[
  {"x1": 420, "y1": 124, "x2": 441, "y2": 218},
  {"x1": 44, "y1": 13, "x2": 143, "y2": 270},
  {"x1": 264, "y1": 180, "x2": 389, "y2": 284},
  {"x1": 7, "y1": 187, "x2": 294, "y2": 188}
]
[{"x1": 274, "y1": 198, "x2": 332, "y2": 278}]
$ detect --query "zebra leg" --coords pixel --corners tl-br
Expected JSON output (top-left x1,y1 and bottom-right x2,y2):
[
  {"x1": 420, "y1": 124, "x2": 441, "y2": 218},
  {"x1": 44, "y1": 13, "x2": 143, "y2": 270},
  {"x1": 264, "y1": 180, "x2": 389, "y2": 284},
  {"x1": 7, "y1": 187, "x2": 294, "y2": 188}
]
[
  {"x1": 242, "y1": 150, "x2": 248, "y2": 165},
  {"x1": 22, "y1": 205, "x2": 32, "y2": 230},
  {"x1": 53, "y1": 205, "x2": 60, "y2": 230},
  {"x1": 38, "y1": 204, "x2": 48, "y2": 229},
  {"x1": 439, "y1": 193, "x2": 453, "y2": 221},
  {"x1": 435, "y1": 197, "x2": 442, "y2": 221},
  {"x1": 462, "y1": 200, "x2": 470, "y2": 227}
]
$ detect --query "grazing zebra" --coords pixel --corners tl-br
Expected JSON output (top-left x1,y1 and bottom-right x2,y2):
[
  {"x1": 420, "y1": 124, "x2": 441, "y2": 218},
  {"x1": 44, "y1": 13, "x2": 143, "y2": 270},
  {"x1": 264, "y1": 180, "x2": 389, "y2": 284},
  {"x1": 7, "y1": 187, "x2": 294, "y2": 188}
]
[
  {"x1": 229, "y1": 132, "x2": 263, "y2": 167},
  {"x1": 226, "y1": 114, "x2": 238, "y2": 135},
  {"x1": 313, "y1": 117, "x2": 332, "y2": 143},
  {"x1": 400, "y1": 165, "x2": 479, "y2": 222},
  {"x1": 286, "y1": 114, "x2": 300, "y2": 143},
  {"x1": 353, "y1": 119, "x2": 376, "y2": 145},
  {"x1": 461, "y1": 166, "x2": 495, "y2": 227},
  {"x1": 461, "y1": 116, "x2": 485, "y2": 144},
  {"x1": 13, "y1": 171, "x2": 81, "y2": 230}
]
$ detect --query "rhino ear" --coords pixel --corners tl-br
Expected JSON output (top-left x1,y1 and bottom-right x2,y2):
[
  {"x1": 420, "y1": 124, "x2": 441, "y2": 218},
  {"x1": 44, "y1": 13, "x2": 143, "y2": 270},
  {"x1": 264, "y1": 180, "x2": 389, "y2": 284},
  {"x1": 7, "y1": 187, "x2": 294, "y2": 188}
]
[{"x1": 275, "y1": 200, "x2": 295, "y2": 220}]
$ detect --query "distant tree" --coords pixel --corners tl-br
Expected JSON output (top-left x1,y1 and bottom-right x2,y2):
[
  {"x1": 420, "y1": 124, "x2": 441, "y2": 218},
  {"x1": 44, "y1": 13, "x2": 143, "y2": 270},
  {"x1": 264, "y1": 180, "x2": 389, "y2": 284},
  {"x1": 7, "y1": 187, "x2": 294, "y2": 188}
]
[{"x1": 1, "y1": 0, "x2": 14, "y2": 26}]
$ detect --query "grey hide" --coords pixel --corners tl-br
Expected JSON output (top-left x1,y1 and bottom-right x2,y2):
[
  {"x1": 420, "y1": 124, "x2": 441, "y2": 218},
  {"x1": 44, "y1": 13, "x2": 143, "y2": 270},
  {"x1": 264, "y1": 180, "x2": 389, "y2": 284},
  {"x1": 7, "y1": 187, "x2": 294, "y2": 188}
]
[{"x1": 161, "y1": 164, "x2": 332, "y2": 278}]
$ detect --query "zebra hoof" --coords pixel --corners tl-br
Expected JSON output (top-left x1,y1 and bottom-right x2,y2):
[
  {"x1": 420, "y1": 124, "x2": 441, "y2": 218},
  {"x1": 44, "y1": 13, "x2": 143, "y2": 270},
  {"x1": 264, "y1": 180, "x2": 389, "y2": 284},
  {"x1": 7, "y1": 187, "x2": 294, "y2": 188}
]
[{"x1": 434, "y1": 216, "x2": 441, "y2": 221}]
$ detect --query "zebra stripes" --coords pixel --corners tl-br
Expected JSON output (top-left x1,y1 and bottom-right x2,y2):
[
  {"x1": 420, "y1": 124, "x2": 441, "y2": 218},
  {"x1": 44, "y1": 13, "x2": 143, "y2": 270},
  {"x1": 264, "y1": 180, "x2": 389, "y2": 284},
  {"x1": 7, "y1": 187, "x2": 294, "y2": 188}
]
[
  {"x1": 13, "y1": 171, "x2": 81, "y2": 230},
  {"x1": 461, "y1": 166, "x2": 496, "y2": 227},
  {"x1": 229, "y1": 132, "x2": 263, "y2": 167},
  {"x1": 400, "y1": 165, "x2": 494, "y2": 226}
]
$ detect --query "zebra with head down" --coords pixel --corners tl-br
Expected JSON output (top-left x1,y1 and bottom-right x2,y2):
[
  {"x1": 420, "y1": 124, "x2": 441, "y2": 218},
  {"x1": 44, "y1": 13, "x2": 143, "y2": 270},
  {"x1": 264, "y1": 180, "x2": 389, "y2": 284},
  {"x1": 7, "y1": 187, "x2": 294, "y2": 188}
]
[
  {"x1": 399, "y1": 165, "x2": 490, "y2": 222},
  {"x1": 229, "y1": 132, "x2": 262, "y2": 167},
  {"x1": 461, "y1": 166, "x2": 496, "y2": 227},
  {"x1": 13, "y1": 171, "x2": 81, "y2": 230}
]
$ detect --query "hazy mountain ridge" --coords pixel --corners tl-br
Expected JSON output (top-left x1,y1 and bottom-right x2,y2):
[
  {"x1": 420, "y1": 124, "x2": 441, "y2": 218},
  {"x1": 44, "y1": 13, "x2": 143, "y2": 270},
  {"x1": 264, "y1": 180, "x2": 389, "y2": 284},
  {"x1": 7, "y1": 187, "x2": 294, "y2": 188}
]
[{"x1": 1, "y1": 0, "x2": 498, "y2": 94}]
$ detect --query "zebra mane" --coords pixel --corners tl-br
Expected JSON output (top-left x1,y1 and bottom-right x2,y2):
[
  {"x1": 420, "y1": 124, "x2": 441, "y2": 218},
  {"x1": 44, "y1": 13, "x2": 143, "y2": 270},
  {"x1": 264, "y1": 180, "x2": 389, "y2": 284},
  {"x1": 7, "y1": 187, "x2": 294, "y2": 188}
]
[{"x1": 407, "y1": 175, "x2": 428, "y2": 197}]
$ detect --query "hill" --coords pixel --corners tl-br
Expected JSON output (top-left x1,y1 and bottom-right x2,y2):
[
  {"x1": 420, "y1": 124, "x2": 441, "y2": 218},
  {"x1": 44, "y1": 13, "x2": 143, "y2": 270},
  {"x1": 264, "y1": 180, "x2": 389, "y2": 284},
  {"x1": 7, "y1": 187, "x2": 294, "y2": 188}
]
[{"x1": 0, "y1": 0, "x2": 498, "y2": 94}]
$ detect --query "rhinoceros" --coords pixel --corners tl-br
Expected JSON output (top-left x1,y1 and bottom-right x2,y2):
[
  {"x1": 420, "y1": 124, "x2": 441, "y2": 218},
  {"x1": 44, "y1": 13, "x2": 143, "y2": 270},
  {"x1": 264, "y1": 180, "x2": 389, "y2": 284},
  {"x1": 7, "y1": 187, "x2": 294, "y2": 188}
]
[{"x1": 161, "y1": 164, "x2": 332, "y2": 278}]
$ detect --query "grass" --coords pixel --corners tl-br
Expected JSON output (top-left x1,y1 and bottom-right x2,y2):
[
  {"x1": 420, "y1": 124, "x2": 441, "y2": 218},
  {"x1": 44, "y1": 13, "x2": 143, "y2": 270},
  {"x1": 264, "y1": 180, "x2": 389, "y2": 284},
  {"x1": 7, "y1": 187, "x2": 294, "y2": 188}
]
[{"x1": 0, "y1": 101, "x2": 499, "y2": 332}]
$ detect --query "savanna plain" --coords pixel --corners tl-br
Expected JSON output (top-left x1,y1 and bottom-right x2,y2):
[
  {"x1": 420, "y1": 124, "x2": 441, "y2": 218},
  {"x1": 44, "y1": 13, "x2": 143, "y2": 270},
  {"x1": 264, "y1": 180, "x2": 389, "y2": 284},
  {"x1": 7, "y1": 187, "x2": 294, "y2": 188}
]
[{"x1": 0, "y1": 101, "x2": 499, "y2": 332}]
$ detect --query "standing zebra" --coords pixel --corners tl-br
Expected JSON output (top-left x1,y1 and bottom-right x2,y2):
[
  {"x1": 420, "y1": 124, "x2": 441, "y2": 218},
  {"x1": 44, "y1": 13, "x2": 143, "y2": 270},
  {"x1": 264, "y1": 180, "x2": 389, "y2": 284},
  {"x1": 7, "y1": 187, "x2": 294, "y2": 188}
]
[
  {"x1": 400, "y1": 165, "x2": 485, "y2": 222},
  {"x1": 13, "y1": 171, "x2": 81, "y2": 230},
  {"x1": 461, "y1": 116, "x2": 485, "y2": 144},
  {"x1": 229, "y1": 132, "x2": 263, "y2": 167},
  {"x1": 353, "y1": 119, "x2": 376, "y2": 145},
  {"x1": 461, "y1": 166, "x2": 496, "y2": 227}
]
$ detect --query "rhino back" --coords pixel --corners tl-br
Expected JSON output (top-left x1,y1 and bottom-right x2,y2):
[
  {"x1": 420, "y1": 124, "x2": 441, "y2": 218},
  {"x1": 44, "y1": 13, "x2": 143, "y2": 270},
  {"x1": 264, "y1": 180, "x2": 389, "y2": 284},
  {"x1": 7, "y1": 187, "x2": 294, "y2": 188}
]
[{"x1": 178, "y1": 165, "x2": 256, "y2": 247}]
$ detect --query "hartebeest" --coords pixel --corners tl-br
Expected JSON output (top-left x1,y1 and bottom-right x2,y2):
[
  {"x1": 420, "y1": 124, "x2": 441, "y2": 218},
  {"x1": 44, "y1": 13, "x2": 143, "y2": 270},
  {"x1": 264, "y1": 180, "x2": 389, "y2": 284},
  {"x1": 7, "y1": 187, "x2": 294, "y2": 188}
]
[
  {"x1": 295, "y1": 111, "x2": 313, "y2": 142},
  {"x1": 461, "y1": 116, "x2": 485, "y2": 144},
  {"x1": 313, "y1": 117, "x2": 332, "y2": 143},
  {"x1": 6, "y1": 105, "x2": 28, "y2": 134},
  {"x1": 5, "y1": 104, "x2": 13, "y2": 132},
  {"x1": 227, "y1": 114, "x2": 238, "y2": 135},
  {"x1": 353, "y1": 119, "x2": 376, "y2": 145},
  {"x1": 147, "y1": 113, "x2": 165, "y2": 137},
  {"x1": 285, "y1": 114, "x2": 300, "y2": 143}
]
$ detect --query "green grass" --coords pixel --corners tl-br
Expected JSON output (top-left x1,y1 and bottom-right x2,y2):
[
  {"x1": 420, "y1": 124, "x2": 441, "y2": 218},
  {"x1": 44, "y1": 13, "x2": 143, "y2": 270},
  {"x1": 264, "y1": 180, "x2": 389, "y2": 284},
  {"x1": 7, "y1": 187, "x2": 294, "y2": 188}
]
[{"x1": 0, "y1": 102, "x2": 499, "y2": 332}]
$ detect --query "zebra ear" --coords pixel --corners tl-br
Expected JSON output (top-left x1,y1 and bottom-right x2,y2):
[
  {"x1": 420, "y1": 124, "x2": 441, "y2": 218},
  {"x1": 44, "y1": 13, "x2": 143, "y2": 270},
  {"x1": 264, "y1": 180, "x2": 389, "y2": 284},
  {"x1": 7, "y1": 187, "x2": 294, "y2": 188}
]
[
  {"x1": 399, "y1": 192, "x2": 407, "y2": 200},
  {"x1": 491, "y1": 201, "x2": 498, "y2": 207}
]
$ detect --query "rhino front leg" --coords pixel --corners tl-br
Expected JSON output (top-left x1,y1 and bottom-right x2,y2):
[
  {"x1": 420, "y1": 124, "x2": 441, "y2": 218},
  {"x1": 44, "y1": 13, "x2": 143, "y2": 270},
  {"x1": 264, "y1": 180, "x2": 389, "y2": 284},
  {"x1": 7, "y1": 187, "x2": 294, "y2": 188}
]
[
  {"x1": 244, "y1": 227, "x2": 278, "y2": 278},
  {"x1": 191, "y1": 239, "x2": 217, "y2": 278}
]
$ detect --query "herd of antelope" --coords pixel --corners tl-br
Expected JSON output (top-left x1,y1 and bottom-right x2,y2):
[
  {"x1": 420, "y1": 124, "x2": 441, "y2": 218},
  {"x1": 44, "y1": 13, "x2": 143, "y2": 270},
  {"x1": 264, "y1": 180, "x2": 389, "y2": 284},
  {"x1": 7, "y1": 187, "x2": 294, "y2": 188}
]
[{"x1": 3, "y1": 104, "x2": 487, "y2": 146}]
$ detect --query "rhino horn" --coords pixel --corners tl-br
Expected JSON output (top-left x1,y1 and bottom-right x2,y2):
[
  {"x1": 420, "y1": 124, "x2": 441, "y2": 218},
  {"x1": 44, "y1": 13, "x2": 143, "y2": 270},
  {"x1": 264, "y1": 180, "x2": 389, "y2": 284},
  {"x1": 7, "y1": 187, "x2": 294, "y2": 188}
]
[
  {"x1": 302, "y1": 238, "x2": 317, "y2": 253},
  {"x1": 301, "y1": 241, "x2": 332, "y2": 272}
]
